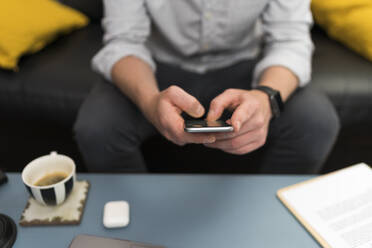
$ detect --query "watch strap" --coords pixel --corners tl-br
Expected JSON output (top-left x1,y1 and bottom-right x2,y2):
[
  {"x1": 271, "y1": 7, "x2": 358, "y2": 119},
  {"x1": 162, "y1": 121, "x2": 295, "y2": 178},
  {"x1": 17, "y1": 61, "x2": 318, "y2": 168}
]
[{"x1": 254, "y1": 85, "x2": 284, "y2": 119}]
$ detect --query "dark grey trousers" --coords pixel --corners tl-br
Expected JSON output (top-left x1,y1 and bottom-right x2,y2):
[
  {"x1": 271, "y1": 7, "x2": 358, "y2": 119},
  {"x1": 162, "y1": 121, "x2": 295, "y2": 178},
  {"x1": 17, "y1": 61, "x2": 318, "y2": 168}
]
[{"x1": 74, "y1": 60, "x2": 340, "y2": 174}]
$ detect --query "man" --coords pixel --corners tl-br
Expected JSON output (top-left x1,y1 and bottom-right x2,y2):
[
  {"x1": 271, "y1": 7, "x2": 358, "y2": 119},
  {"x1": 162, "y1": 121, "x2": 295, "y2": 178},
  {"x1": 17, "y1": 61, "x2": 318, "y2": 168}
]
[{"x1": 74, "y1": 0, "x2": 340, "y2": 173}]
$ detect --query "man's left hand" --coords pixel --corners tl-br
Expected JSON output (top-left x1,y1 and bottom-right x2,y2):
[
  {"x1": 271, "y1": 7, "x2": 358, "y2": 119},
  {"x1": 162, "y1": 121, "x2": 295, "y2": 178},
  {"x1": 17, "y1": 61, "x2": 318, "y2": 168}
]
[{"x1": 205, "y1": 88, "x2": 272, "y2": 155}]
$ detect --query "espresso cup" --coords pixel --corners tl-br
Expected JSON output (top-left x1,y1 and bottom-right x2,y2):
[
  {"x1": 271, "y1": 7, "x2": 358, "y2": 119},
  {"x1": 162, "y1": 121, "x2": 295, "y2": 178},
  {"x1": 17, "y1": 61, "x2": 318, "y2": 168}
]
[{"x1": 22, "y1": 151, "x2": 76, "y2": 206}]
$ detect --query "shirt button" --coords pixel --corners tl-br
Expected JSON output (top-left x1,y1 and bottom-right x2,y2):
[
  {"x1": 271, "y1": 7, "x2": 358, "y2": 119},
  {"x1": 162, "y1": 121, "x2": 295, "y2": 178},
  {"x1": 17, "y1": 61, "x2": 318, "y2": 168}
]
[
  {"x1": 205, "y1": 12, "x2": 212, "y2": 19},
  {"x1": 203, "y1": 43, "x2": 209, "y2": 51}
]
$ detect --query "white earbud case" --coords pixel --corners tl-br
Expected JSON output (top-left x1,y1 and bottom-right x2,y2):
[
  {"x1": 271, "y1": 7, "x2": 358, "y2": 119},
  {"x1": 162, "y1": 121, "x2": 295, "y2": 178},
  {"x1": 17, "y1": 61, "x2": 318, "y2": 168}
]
[{"x1": 103, "y1": 201, "x2": 130, "y2": 228}]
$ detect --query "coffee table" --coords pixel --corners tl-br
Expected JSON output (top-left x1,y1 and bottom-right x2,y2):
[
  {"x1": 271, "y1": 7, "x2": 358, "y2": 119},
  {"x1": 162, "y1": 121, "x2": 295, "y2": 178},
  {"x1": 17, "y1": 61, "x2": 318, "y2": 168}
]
[{"x1": 0, "y1": 173, "x2": 320, "y2": 248}]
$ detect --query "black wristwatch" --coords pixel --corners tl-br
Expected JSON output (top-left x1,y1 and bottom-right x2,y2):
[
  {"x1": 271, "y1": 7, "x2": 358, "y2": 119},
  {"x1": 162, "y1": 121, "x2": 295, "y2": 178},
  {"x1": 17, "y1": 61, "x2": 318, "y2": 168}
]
[{"x1": 254, "y1": 85, "x2": 284, "y2": 119}]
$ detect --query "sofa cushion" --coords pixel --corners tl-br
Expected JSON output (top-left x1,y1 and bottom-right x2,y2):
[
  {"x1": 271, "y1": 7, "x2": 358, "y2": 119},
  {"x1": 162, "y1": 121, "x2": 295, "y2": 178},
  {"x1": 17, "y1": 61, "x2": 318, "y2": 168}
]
[
  {"x1": 311, "y1": 0, "x2": 372, "y2": 62},
  {"x1": 0, "y1": 0, "x2": 89, "y2": 70},
  {"x1": 0, "y1": 24, "x2": 103, "y2": 127},
  {"x1": 310, "y1": 28, "x2": 372, "y2": 127}
]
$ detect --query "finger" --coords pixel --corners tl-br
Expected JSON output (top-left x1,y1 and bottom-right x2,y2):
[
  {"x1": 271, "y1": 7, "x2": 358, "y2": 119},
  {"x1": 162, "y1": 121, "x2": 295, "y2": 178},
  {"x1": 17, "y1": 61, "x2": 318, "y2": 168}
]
[
  {"x1": 206, "y1": 89, "x2": 241, "y2": 121},
  {"x1": 213, "y1": 118, "x2": 234, "y2": 140},
  {"x1": 215, "y1": 103, "x2": 267, "y2": 142},
  {"x1": 166, "y1": 86, "x2": 204, "y2": 118},
  {"x1": 183, "y1": 132, "x2": 216, "y2": 144},
  {"x1": 213, "y1": 116, "x2": 249, "y2": 141},
  {"x1": 230, "y1": 101, "x2": 257, "y2": 132},
  {"x1": 166, "y1": 113, "x2": 216, "y2": 145},
  {"x1": 214, "y1": 130, "x2": 237, "y2": 141},
  {"x1": 159, "y1": 102, "x2": 215, "y2": 145},
  {"x1": 205, "y1": 128, "x2": 262, "y2": 151},
  {"x1": 214, "y1": 110, "x2": 261, "y2": 141}
]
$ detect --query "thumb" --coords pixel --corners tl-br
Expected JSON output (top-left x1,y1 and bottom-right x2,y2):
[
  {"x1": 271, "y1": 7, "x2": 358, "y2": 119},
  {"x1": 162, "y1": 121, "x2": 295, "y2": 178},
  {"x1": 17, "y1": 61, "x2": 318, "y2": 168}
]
[
  {"x1": 167, "y1": 86, "x2": 205, "y2": 118},
  {"x1": 230, "y1": 102, "x2": 255, "y2": 132},
  {"x1": 207, "y1": 89, "x2": 239, "y2": 121}
]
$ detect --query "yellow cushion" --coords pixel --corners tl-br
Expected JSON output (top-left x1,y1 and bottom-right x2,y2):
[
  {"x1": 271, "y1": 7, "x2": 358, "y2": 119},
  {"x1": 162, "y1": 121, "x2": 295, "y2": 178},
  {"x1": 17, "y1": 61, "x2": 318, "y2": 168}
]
[
  {"x1": 311, "y1": 0, "x2": 372, "y2": 62},
  {"x1": 0, "y1": 0, "x2": 89, "y2": 70}
]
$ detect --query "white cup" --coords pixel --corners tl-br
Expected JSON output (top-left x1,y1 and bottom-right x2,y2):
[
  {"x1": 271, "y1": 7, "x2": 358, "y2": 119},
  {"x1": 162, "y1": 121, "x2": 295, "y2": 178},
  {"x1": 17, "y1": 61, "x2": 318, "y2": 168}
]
[{"x1": 21, "y1": 151, "x2": 76, "y2": 206}]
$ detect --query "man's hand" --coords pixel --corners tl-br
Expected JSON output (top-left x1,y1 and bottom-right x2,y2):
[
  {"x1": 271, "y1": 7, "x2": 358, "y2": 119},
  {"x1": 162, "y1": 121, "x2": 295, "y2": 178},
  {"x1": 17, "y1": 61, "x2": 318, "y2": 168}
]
[
  {"x1": 144, "y1": 85, "x2": 216, "y2": 146},
  {"x1": 205, "y1": 89, "x2": 272, "y2": 155}
]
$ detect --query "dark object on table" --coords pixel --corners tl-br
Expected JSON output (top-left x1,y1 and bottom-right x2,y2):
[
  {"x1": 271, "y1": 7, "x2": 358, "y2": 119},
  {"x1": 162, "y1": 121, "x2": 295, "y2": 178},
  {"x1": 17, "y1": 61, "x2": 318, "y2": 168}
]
[
  {"x1": 0, "y1": 170, "x2": 7, "y2": 186},
  {"x1": 69, "y1": 234, "x2": 164, "y2": 248},
  {"x1": 0, "y1": 214, "x2": 17, "y2": 248}
]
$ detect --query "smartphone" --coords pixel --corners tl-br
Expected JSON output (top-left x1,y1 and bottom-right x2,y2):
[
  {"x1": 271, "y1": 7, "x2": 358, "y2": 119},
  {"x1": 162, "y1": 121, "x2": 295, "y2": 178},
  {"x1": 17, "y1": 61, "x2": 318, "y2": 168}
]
[{"x1": 184, "y1": 120, "x2": 233, "y2": 133}]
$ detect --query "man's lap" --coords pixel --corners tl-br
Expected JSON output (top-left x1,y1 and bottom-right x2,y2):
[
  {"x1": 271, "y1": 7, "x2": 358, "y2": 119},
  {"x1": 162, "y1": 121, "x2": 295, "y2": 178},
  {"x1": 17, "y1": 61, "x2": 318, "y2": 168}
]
[{"x1": 74, "y1": 60, "x2": 339, "y2": 173}]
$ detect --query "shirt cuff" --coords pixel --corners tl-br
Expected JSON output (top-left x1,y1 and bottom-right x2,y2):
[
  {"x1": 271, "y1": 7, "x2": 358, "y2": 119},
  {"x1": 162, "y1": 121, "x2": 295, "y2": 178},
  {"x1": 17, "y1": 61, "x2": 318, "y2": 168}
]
[
  {"x1": 91, "y1": 41, "x2": 156, "y2": 82},
  {"x1": 252, "y1": 47, "x2": 313, "y2": 88}
]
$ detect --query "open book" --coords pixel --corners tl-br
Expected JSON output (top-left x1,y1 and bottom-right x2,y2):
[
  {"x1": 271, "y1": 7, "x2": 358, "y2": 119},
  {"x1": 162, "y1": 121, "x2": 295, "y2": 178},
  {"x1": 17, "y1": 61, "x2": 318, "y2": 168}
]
[{"x1": 277, "y1": 163, "x2": 372, "y2": 248}]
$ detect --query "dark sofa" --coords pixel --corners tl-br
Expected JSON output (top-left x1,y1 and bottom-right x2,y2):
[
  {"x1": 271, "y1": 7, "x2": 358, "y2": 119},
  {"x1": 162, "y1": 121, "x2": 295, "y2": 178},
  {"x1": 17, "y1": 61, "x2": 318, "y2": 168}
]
[{"x1": 1, "y1": 1, "x2": 372, "y2": 173}]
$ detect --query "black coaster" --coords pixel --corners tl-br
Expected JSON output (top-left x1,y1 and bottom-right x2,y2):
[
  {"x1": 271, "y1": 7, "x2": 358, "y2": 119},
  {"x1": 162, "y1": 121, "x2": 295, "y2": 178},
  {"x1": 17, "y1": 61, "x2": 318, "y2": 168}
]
[{"x1": 0, "y1": 214, "x2": 17, "y2": 248}]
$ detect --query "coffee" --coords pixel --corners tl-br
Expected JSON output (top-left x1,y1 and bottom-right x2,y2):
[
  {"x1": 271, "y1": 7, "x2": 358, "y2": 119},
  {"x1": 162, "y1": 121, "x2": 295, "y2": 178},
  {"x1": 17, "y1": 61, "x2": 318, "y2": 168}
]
[{"x1": 34, "y1": 172, "x2": 68, "y2": 186}]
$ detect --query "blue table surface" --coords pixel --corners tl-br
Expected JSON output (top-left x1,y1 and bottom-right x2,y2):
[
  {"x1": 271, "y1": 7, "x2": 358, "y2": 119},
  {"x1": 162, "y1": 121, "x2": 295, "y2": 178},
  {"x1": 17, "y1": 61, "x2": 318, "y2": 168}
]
[{"x1": 0, "y1": 173, "x2": 320, "y2": 248}]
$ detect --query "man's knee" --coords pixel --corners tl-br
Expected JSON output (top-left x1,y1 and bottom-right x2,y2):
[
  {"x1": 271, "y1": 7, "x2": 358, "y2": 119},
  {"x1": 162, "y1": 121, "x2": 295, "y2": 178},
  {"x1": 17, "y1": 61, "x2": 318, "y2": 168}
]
[
  {"x1": 73, "y1": 83, "x2": 151, "y2": 172},
  {"x1": 269, "y1": 87, "x2": 340, "y2": 172},
  {"x1": 74, "y1": 104, "x2": 146, "y2": 172},
  {"x1": 74, "y1": 109, "x2": 113, "y2": 156},
  {"x1": 74, "y1": 113, "x2": 103, "y2": 150},
  {"x1": 74, "y1": 82, "x2": 145, "y2": 152},
  {"x1": 74, "y1": 108, "x2": 139, "y2": 155},
  {"x1": 297, "y1": 104, "x2": 340, "y2": 169},
  {"x1": 293, "y1": 88, "x2": 340, "y2": 146}
]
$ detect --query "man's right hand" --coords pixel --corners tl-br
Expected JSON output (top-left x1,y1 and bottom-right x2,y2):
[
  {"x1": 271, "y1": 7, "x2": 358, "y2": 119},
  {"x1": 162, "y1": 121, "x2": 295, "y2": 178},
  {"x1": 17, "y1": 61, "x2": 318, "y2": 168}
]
[
  {"x1": 143, "y1": 85, "x2": 216, "y2": 146},
  {"x1": 111, "y1": 57, "x2": 215, "y2": 146}
]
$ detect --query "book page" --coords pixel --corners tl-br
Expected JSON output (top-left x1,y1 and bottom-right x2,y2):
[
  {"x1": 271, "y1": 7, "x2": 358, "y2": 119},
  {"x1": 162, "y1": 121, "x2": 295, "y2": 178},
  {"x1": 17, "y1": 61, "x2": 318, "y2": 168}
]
[{"x1": 279, "y1": 163, "x2": 372, "y2": 248}]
